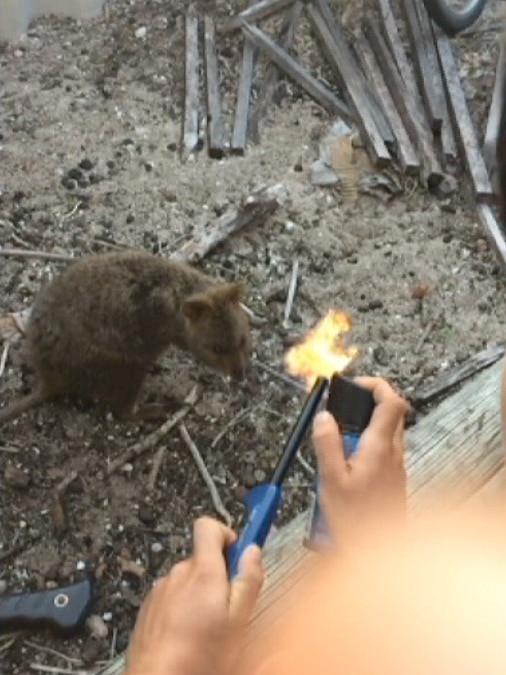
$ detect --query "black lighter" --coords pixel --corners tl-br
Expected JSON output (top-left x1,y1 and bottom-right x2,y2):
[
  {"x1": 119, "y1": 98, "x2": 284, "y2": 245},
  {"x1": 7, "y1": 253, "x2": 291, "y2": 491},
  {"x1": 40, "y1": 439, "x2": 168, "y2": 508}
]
[{"x1": 305, "y1": 374, "x2": 375, "y2": 549}]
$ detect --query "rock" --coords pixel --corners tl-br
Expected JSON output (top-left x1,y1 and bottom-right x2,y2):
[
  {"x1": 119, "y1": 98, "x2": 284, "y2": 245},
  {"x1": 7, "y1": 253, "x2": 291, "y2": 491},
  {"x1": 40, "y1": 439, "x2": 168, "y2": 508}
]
[
  {"x1": 86, "y1": 614, "x2": 109, "y2": 640},
  {"x1": 78, "y1": 158, "x2": 94, "y2": 171},
  {"x1": 138, "y1": 503, "x2": 156, "y2": 526},
  {"x1": 135, "y1": 26, "x2": 147, "y2": 39},
  {"x1": 435, "y1": 174, "x2": 458, "y2": 199},
  {"x1": 81, "y1": 635, "x2": 106, "y2": 664},
  {"x1": 4, "y1": 464, "x2": 30, "y2": 489},
  {"x1": 368, "y1": 299, "x2": 384, "y2": 310},
  {"x1": 254, "y1": 468, "x2": 267, "y2": 483},
  {"x1": 119, "y1": 557, "x2": 146, "y2": 579},
  {"x1": 68, "y1": 167, "x2": 83, "y2": 181}
]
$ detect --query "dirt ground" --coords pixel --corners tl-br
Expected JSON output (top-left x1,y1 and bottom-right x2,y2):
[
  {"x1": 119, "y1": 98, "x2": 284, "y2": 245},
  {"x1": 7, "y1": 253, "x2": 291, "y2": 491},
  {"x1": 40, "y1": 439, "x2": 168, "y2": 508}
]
[{"x1": 1, "y1": 0, "x2": 506, "y2": 671}]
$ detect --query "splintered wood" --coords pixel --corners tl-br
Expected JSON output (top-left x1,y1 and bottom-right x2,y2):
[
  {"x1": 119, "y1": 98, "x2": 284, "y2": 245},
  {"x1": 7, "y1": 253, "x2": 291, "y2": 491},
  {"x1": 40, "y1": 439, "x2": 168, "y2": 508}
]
[{"x1": 203, "y1": 16, "x2": 225, "y2": 159}]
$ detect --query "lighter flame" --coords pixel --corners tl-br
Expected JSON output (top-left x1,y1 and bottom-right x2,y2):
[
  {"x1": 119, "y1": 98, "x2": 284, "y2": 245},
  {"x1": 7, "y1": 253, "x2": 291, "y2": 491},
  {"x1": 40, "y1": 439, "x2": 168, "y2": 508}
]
[{"x1": 284, "y1": 310, "x2": 359, "y2": 389}]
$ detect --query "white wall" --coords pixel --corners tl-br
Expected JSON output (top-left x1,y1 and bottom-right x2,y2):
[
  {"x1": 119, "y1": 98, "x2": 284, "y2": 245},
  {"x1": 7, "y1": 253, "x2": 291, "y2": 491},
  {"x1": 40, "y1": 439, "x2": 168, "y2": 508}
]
[{"x1": 0, "y1": 0, "x2": 106, "y2": 42}]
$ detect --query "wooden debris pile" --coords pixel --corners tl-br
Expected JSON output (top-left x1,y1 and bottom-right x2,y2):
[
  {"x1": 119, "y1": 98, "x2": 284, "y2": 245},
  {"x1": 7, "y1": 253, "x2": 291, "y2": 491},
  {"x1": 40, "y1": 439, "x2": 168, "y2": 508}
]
[{"x1": 182, "y1": 0, "x2": 496, "y2": 206}]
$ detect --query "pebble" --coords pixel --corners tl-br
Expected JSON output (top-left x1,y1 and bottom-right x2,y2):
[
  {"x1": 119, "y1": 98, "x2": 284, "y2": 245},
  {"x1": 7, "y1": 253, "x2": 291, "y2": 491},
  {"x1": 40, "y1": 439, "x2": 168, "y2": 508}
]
[
  {"x1": 138, "y1": 503, "x2": 156, "y2": 526},
  {"x1": 254, "y1": 469, "x2": 267, "y2": 483},
  {"x1": 81, "y1": 635, "x2": 105, "y2": 664},
  {"x1": 79, "y1": 158, "x2": 94, "y2": 171},
  {"x1": 86, "y1": 614, "x2": 109, "y2": 639},
  {"x1": 135, "y1": 26, "x2": 147, "y2": 39},
  {"x1": 435, "y1": 174, "x2": 458, "y2": 199},
  {"x1": 68, "y1": 167, "x2": 83, "y2": 181},
  {"x1": 4, "y1": 464, "x2": 30, "y2": 489}
]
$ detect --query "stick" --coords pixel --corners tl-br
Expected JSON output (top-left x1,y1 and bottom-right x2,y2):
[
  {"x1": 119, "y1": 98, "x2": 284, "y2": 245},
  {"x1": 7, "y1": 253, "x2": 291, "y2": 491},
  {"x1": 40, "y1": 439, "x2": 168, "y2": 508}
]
[
  {"x1": 231, "y1": 28, "x2": 257, "y2": 155},
  {"x1": 0, "y1": 248, "x2": 75, "y2": 262},
  {"x1": 203, "y1": 16, "x2": 225, "y2": 159},
  {"x1": 433, "y1": 24, "x2": 493, "y2": 202},
  {"x1": 250, "y1": 0, "x2": 303, "y2": 143},
  {"x1": 307, "y1": 0, "x2": 391, "y2": 167},
  {"x1": 171, "y1": 186, "x2": 280, "y2": 264},
  {"x1": 410, "y1": 344, "x2": 505, "y2": 405},
  {"x1": 106, "y1": 388, "x2": 198, "y2": 476},
  {"x1": 179, "y1": 423, "x2": 233, "y2": 526},
  {"x1": 413, "y1": 0, "x2": 458, "y2": 165},
  {"x1": 476, "y1": 204, "x2": 506, "y2": 272},
  {"x1": 401, "y1": 0, "x2": 443, "y2": 132},
  {"x1": 295, "y1": 451, "x2": 315, "y2": 477},
  {"x1": 241, "y1": 22, "x2": 353, "y2": 122},
  {"x1": 211, "y1": 407, "x2": 254, "y2": 450},
  {"x1": 51, "y1": 470, "x2": 79, "y2": 537},
  {"x1": 147, "y1": 446, "x2": 166, "y2": 492},
  {"x1": 182, "y1": 13, "x2": 200, "y2": 160},
  {"x1": 363, "y1": 18, "x2": 444, "y2": 188},
  {"x1": 253, "y1": 358, "x2": 306, "y2": 392},
  {"x1": 483, "y1": 36, "x2": 506, "y2": 186},
  {"x1": 413, "y1": 310, "x2": 443, "y2": 354},
  {"x1": 0, "y1": 342, "x2": 9, "y2": 379},
  {"x1": 354, "y1": 27, "x2": 419, "y2": 175},
  {"x1": 283, "y1": 260, "x2": 299, "y2": 328},
  {"x1": 222, "y1": 0, "x2": 296, "y2": 33}
]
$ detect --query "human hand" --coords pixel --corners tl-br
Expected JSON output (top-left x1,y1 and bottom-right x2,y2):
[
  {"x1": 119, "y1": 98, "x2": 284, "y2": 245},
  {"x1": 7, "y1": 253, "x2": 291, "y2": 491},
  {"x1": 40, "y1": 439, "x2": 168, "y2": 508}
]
[
  {"x1": 124, "y1": 517, "x2": 264, "y2": 675},
  {"x1": 312, "y1": 377, "x2": 408, "y2": 549}
]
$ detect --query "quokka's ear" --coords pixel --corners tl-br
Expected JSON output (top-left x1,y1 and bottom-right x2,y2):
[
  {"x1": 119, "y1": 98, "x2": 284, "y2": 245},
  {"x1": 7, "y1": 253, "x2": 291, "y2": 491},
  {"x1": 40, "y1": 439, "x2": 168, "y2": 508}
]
[
  {"x1": 183, "y1": 294, "x2": 214, "y2": 323},
  {"x1": 216, "y1": 282, "x2": 247, "y2": 304}
]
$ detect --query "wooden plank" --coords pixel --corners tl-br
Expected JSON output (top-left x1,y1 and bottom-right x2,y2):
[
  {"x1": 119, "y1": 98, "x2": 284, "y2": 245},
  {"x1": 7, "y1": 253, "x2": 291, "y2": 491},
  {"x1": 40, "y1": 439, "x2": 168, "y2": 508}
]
[
  {"x1": 203, "y1": 16, "x2": 225, "y2": 159},
  {"x1": 401, "y1": 0, "x2": 443, "y2": 132},
  {"x1": 410, "y1": 344, "x2": 505, "y2": 405},
  {"x1": 182, "y1": 14, "x2": 200, "y2": 160},
  {"x1": 354, "y1": 27, "x2": 419, "y2": 175},
  {"x1": 477, "y1": 205, "x2": 506, "y2": 272},
  {"x1": 483, "y1": 37, "x2": 506, "y2": 189},
  {"x1": 222, "y1": 0, "x2": 295, "y2": 33},
  {"x1": 250, "y1": 0, "x2": 303, "y2": 144},
  {"x1": 231, "y1": 32, "x2": 257, "y2": 154},
  {"x1": 413, "y1": 0, "x2": 458, "y2": 165},
  {"x1": 241, "y1": 22, "x2": 354, "y2": 122},
  {"x1": 309, "y1": 0, "x2": 394, "y2": 148},
  {"x1": 307, "y1": 0, "x2": 391, "y2": 167},
  {"x1": 97, "y1": 355, "x2": 506, "y2": 675},
  {"x1": 363, "y1": 18, "x2": 444, "y2": 188},
  {"x1": 433, "y1": 25, "x2": 493, "y2": 202}
]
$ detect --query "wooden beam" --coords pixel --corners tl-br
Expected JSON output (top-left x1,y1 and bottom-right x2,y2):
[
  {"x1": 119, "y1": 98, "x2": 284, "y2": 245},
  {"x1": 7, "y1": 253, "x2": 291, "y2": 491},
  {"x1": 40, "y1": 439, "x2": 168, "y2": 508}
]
[
  {"x1": 250, "y1": 0, "x2": 303, "y2": 144},
  {"x1": 241, "y1": 22, "x2": 354, "y2": 122},
  {"x1": 483, "y1": 36, "x2": 506, "y2": 189},
  {"x1": 307, "y1": 0, "x2": 391, "y2": 167},
  {"x1": 433, "y1": 24, "x2": 494, "y2": 202},
  {"x1": 363, "y1": 18, "x2": 444, "y2": 188},
  {"x1": 401, "y1": 0, "x2": 443, "y2": 132},
  {"x1": 203, "y1": 16, "x2": 225, "y2": 159},
  {"x1": 222, "y1": 0, "x2": 295, "y2": 33},
  {"x1": 354, "y1": 27, "x2": 419, "y2": 175},
  {"x1": 413, "y1": 0, "x2": 458, "y2": 165},
  {"x1": 231, "y1": 31, "x2": 257, "y2": 154},
  {"x1": 477, "y1": 204, "x2": 506, "y2": 272},
  {"x1": 182, "y1": 14, "x2": 200, "y2": 160}
]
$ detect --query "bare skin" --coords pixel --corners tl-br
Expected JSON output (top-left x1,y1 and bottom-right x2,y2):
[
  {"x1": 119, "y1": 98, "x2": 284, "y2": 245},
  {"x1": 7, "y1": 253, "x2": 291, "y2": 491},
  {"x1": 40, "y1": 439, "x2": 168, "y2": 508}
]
[{"x1": 0, "y1": 251, "x2": 252, "y2": 424}]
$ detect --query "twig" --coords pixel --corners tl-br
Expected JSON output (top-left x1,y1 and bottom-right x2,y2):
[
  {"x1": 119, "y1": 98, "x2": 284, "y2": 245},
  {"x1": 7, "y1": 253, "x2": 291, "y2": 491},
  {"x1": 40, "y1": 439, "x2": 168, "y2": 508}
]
[
  {"x1": 0, "y1": 342, "x2": 9, "y2": 378},
  {"x1": 0, "y1": 636, "x2": 17, "y2": 654},
  {"x1": 61, "y1": 202, "x2": 81, "y2": 222},
  {"x1": 211, "y1": 407, "x2": 254, "y2": 450},
  {"x1": 295, "y1": 451, "x2": 315, "y2": 477},
  {"x1": 240, "y1": 302, "x2": 266, "y2": 327},
  {"x1": 179, "y1": 423, "x2": 233, "y2": 526},
  {"x1": 51, "y1": 470, "x2": 79, "y2": 537},
  {"x1": 29, "y1": 665, "x2": 89, "y2": 675},
  {"x1": 0, "y1": 248, "x2": 75, "y2": 262},
  {"x1": 106, "y1": 387, "x2": 198, "y2": 476},
  {"x1": 24, "y1": 640, "x2": 83, "y2": 665},
  {"x1": 283, "y1": 260, "x2": 299, "y2": 328},
  {"x1": 147, "y1": 446, "x2": 166, "y2": 492},
  {"x1": 413, "y1": 310, "x2": 443, "y2": 354},
  {"x1": 109, "y1": 627, "x2": 118, "y2": 660},
  {"x1": 253, "y1": 358, "x2": 306, "y2": 392}
]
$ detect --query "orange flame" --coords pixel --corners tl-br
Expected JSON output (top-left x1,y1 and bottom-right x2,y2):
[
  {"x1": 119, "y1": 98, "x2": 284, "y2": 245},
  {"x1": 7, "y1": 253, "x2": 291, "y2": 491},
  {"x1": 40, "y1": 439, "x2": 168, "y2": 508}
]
[{"x1": 284, "y1": 310, "x2": 359, "y2": 389}]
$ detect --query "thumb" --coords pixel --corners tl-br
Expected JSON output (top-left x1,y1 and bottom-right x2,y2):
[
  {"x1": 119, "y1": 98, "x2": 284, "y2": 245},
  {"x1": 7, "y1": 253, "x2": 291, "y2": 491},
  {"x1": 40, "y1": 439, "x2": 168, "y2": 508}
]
[{"x1": 229, "y1": 545, "x2": 264, "y2": 625}]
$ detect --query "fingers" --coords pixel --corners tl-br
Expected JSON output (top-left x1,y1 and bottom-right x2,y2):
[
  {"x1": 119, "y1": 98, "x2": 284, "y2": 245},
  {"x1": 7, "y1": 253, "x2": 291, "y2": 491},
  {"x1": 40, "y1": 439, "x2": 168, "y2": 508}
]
[
  {"x1": 229, "y1": 545, "x2": 264, "y2": 624},
  {"x1": 192, "y1": 516, "x2": 236, "y2": 561},
  {"x1": 312, "y1": 411, "x2": 347, "y2": 484},
  {"x1": 354, "y1": 376, "x2": 408, "y2": 440}
]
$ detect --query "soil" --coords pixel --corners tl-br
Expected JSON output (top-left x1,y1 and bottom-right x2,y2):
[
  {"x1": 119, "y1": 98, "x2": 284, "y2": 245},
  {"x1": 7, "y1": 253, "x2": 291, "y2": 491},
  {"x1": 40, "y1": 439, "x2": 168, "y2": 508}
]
[{"x1": 1, "y1": 0, "x2": 506, "y2": 672}]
